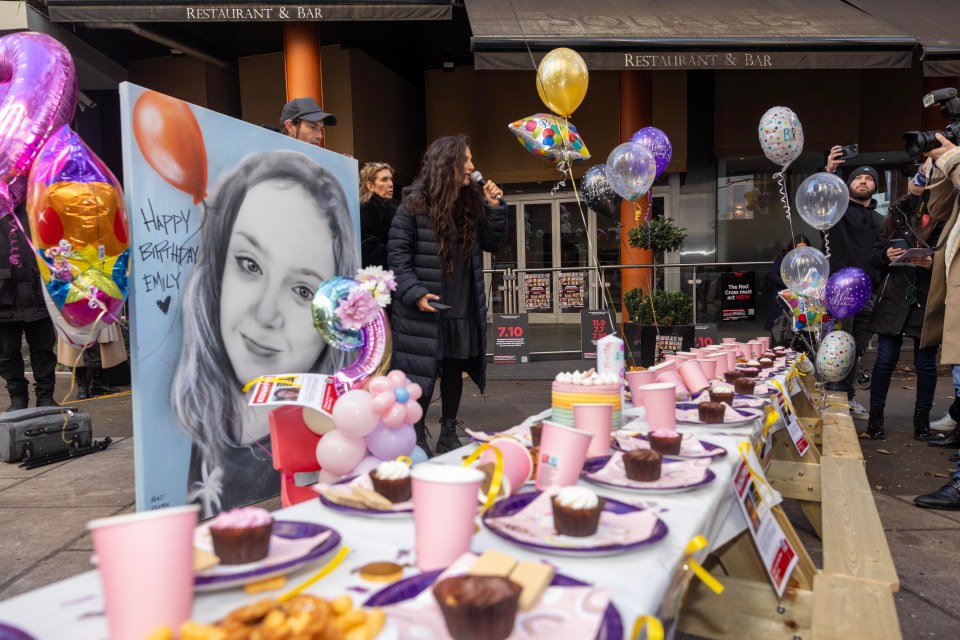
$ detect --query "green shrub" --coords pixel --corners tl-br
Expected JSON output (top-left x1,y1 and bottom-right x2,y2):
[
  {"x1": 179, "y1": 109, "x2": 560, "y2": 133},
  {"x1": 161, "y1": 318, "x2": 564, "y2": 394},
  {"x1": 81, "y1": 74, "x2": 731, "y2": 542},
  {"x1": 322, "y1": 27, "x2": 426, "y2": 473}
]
[
  {"x1": 624, "y1": 288, "x2": 694, "y2": 326},
  {"x1": 627, "y1": 217, "x2": 687, "y2": 254}
]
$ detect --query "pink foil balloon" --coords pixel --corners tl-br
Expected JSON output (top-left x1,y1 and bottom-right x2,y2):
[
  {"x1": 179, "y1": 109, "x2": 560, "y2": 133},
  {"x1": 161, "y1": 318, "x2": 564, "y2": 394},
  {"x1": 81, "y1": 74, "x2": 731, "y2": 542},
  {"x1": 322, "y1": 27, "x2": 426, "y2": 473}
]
[
  {"x1": 0, "y1": 33, "x2": 77, "y2": 216},
  {"x1": 333, "y1": 309, "x2": 391, "y2": 394}
]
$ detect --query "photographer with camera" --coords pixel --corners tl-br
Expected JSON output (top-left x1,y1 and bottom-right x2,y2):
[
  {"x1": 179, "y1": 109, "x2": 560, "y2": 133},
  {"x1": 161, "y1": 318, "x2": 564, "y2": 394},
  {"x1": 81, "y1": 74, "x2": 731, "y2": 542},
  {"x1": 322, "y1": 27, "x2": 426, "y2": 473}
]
[{"x1": 823, "y1": 148, "x2": 885, "y2": 419}]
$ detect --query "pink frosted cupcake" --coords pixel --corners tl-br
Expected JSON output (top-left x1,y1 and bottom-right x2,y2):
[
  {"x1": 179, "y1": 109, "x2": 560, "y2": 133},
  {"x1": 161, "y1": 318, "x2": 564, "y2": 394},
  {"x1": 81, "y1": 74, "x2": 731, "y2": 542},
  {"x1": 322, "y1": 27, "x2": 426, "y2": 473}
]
[
  {"x1": 648, "y1": 429, "x2": 682, "y2": 455},
  {"x1": 209, "y1": 507, "x2": 273, "y2": 565}
]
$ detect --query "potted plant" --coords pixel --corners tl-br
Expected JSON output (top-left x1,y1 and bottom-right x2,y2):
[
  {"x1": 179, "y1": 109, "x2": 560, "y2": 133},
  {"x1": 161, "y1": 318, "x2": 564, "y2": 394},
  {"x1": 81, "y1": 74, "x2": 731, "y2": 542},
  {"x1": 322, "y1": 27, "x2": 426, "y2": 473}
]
[
  {"x1": 623, "y1": 288, "x2": 695, "y2": 367},
  {"x1": 626, "y1": 217, "x2": 687, "y2": 256}
]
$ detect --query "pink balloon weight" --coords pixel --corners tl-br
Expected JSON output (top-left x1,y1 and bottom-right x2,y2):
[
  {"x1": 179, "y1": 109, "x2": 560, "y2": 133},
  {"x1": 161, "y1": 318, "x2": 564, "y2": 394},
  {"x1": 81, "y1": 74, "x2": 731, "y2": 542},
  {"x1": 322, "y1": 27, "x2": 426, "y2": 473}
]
[
  {"x1": 371, "y1": 390, "x2": 396, "y2": 413},
  {"x1": 387, "y1": 369, "x2": 408, "y2": 385},
  {"x1": 382, "y1": 403, "x2": 407, "y2": 428},
  {"x1": 350, "y1": 455, "x2": 383, "y2": 477},
  {"x1": 365, "y1": 422, "x2": 416, "y2": 460},
  {"x1": 368, "y1": 376, "x2": 393, "y2": 394},
  {"x1": 405, "y1": 401, "x2": 423, "y2": 425},
  {"x1": 315, "y1": 431, "x2": 367, "y2": 476},
  {"x1": 331, "y1": 389, "x2": 379, "y2": 438}
]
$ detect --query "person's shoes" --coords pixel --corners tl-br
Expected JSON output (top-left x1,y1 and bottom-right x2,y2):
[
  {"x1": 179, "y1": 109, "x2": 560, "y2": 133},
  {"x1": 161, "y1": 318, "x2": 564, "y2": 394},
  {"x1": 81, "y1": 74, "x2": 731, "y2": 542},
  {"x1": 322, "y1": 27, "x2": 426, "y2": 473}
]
[
  {"x1": 930, "y1": 409, "x2": 958, "y2": 432},
  {"x1": 914, "y1": 406, "x2": 934, "y2": 440},
  {"x1": 866, "y1": 405, "x2": 885, "y2": 440},
  {"x1": 35, "y1": 395, "x2": 59, "y2": 408},
  {"x1": 414, "y1": 420, "x2": 433, "y2": 458},
  {"x1": 950, "y1": 453, "x2": 959, "y2": 463},
  {"x1": 89, "y1": 367, "x2": 120, "y2": 397},
  {"x1": 914, "y1": 478, "x2": 960, "y2": 510},
  {"x1": 435, "y1": 417, "x2": 466, "y2": 455},
  {"x1": 849, "y1": 398, "x2": 869, "y2": 421},
  {"x1": 75, "y1": 367, "x2": 90, "y2": 400},
  {"x1": 5, "y1": 394, "x2": 27, "y2": 412},
  {"x1": 928, "y1": 425, "x2": 960, "y2": 448}
]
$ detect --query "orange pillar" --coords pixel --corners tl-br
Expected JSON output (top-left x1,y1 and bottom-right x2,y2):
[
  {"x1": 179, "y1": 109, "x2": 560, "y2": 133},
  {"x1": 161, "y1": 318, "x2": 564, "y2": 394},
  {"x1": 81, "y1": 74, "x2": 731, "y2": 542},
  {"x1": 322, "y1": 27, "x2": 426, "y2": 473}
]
[
  {"x1": 283, "y1": 23, "x2": 324, "y2": 139},
  {"x1": 619, "y1": 71, "x2": 653, "y2": 318}
]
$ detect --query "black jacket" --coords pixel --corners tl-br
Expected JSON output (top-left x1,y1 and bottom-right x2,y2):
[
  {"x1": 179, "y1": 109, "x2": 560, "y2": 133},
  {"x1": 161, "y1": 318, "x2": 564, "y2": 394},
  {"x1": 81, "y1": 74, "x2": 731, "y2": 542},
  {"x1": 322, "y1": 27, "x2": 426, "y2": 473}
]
[
  {"x1": 387, "y1": 192, "x2": 508, "y2": 406},
  {"x1": 764, "y1": 252, "x2": 789, "y2": 330},
  {"x1": 866, "y1": 197, "x2": 942, "y2": 339},
  {"x1": 0, "y1": 205, "x2": 50, "y2": 323},
  {"x1": 360, "y1": 194, "x2": 395, "y2": 269},
  {"x1": 823, "y1": 198, "x2": 884, "y2": 287}
]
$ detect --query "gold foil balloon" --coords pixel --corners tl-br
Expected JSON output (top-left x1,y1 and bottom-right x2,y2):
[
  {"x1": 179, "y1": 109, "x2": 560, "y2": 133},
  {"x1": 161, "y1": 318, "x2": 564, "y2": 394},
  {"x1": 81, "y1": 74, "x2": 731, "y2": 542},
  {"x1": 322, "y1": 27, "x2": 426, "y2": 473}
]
[{"x1": 536, "y1": 48, "x2": 589, "y2": 118}]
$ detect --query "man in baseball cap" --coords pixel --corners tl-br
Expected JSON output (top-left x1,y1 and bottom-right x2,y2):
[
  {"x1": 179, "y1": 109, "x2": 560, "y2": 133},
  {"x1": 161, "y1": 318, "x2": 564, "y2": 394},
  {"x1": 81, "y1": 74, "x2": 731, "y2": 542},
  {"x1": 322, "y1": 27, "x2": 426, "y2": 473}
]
[{"x1": 280, "y1": 97, "x2": 337, "y2": 147}]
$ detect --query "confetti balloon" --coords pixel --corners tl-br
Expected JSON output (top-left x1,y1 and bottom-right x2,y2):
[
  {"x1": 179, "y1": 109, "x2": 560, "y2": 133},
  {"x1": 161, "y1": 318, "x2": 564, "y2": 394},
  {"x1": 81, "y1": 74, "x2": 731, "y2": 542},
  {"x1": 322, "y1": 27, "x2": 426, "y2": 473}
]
[
  {"x1": 580, "y1": 165, "x2": 622, "y2": 218},
  {"x1": 816, "y1": 330, "x2": 856, "y2": 382},
  {"x1": 508, "y1": 114, "x2": 590, "y2": 164},
  {"x1": 629, "y1": 126, "x2": 672, "y2": 178},
  {"x1": 824, "y1": 267, "x2": 872, "y2": 319},
  {"x1": 536, "y1": 48, "x2": 589, "y2": 118},
  {"x1": 779, "y1": 289, "x2": 837, "y2": 332},
  {"x1": 796, "y1": 172, "x2": 848, "y2": 231},
  {"x1": 758, "y1": 106, "x2": 804, "y2": 168},
  {"x1": 781, "y1": 246, "x2": 829, "y2": 297},
  {"x1": 605, "y1": 142, "x2": 656, "y2": 202}
]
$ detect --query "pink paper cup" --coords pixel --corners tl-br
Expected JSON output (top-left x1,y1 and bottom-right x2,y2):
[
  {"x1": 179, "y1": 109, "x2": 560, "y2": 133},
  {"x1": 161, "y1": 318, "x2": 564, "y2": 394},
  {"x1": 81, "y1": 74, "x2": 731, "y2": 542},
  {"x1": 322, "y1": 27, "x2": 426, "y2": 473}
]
[
  {"x1": 656, "y1": 371, "x2": 688, "y2": 394},
  {"x1": 572, "y1": 403, "x2": 614, "y2": 458},
  {"x1": 626, "y1": 370, "x2": 658, "y2": 406},
  {"x1": 674, "y1": 352, "x2": 697, "y2": 361},
  {"x1": 481, "y1": 437, "x2": 533, "y2": 496},
  {"x1": 707, "y1": 353, "x2": 728, "y2": 376},
  {"x1": 649, "y1": 361, "x2": 678, "y2": 375},
  {"x1": 722, "y1": 337, "x2": 737, "y2": 343},
  {"x1": 747, "y1": 341, "x2": 762, "y2": 358},
  {"x1": 678, "y1": 360, "x2": 710, "y2": 393},
  {"x1": 639, "y1": 383, "x2": 677, "y2": 433},
  {"x1": 695, "y1": 358, "x2": 717, "y2": 379},
  {"x1": 758, "y1": 337, "x2": 771, "y2": 351},
  {"x1": 724, "y1": 350, "x2": 737, "y2": 371},
  {"x1": 412, "y1": 464, "x2": 485, "y2": 571},
  {"x1": 88, "y1": 505, "x2": 199, "y2": 640},
  {"x1": 535, "y1": 421, "x2": 593, "y2": 491}
]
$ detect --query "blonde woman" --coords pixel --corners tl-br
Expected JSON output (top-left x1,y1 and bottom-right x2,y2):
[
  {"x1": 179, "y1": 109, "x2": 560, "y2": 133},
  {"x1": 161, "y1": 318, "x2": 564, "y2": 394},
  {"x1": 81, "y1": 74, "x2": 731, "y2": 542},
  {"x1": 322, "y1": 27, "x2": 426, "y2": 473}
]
[{"x1": 359, "y1": 162, "x2": 395, "y2": 268}]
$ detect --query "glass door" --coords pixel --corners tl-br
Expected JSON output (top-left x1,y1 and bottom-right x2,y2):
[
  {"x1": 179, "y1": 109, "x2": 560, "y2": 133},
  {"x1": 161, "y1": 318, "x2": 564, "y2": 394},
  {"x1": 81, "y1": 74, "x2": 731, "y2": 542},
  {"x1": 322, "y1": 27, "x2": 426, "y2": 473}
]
[{"x1": 521, "y1": 202, "x2": 555, "y2": 319}]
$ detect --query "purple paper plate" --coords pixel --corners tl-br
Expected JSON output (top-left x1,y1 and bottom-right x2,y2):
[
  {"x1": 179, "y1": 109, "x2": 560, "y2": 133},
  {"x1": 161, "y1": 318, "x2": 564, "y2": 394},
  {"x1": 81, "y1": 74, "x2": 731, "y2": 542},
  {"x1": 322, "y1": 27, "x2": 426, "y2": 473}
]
[
  {"x1": 613, "y1": 434, "x2": 727, "y2": 459},
  {"x1": 481, "y1": 490, "x2": 668, "y2": 557},
  {"x1": 582, "y1": 456, "x2": 717, "y2": 493},
  {"x1": 675, "y1": 403, "x2": 762, "y2": 427},
  {"x1": 318, "y1": 477, "x2": 413, "y2": 517},
  {"x1": 364, "y1": 567, "x2": 624, "y2": 640},
  {"x1": 0, "y1": 623, "x2": 34, "y2": 640},
  {"x1": 194, "y1": 520, "x2": 340, "y2": 591}
]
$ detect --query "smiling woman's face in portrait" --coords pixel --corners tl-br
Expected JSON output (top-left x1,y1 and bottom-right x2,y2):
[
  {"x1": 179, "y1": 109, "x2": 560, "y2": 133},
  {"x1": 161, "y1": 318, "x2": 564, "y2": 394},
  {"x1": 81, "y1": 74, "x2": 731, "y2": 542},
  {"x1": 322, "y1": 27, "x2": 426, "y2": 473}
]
[{"x1": 219, "y1": 179, "x2": 335, "y2": 385}]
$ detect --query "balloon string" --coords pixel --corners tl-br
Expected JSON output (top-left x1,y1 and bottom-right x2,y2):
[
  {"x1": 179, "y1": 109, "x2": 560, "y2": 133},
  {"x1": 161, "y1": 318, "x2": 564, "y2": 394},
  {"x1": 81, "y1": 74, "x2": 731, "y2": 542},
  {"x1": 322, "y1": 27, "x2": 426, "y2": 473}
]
[
  {"x1": 774, "y1": 170, "x2": 796, "y2": 242},
  {"x1": 824, "y1": 230, "x2": 831, "y2": 259}
]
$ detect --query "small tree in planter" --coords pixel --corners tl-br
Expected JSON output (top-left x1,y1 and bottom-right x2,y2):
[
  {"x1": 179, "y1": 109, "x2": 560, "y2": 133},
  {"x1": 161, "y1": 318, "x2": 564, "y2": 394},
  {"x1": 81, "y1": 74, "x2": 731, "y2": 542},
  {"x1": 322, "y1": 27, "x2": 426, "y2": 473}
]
[
  {"x1": 624, "y1": 289, "x2": 694, "y2": 326},
  {"x1": 623, "y1": 288, "x2": 695, "y2": 366},
  {"x1": 626, "y1": 217, "x2": 687, "y2": 256}
]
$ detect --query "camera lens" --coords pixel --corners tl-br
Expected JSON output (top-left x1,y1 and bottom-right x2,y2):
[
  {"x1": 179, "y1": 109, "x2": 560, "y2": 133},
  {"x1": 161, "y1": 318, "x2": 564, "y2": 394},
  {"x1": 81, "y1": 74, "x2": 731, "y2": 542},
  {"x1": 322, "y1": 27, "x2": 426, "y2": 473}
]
[{"x1": 902, "y1": 131, "x2": 941, "y2": 157}]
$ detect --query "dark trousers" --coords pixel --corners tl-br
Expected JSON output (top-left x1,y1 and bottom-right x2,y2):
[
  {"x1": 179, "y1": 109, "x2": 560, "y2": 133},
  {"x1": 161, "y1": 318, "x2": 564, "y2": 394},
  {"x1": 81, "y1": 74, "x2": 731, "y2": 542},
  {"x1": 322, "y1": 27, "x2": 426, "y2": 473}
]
[
  {"x1": 869, "y1": 333, "x2": 938, "y2": 409},
  {"x1": 0, "y1": 318, "x2": 56, "y2": 400},
  {"x1": 829, "y1": 297, "x2": 875, "y2": 398}
]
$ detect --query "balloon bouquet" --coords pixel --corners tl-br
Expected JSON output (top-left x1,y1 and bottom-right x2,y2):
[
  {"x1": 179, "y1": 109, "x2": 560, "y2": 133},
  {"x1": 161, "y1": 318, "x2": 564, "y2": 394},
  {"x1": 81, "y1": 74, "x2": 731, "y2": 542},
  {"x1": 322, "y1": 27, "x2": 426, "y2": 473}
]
[
  {"x1": 0, "y1": 32, "x2": 129, "y2": 356},
  {"x1": 759, "y1": 105, "x2": 869, "y2": 381}
]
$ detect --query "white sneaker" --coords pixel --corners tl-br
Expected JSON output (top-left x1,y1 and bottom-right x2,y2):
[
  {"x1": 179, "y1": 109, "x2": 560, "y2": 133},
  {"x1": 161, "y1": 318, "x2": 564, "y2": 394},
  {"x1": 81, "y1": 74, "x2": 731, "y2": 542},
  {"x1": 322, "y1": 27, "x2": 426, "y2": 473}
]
[
  {"x1": 849, "y1": 398, "x2": 868, "y2": 420},
  {"x1": 930, "y1": 410, "x2": 958, "y2": 432}
]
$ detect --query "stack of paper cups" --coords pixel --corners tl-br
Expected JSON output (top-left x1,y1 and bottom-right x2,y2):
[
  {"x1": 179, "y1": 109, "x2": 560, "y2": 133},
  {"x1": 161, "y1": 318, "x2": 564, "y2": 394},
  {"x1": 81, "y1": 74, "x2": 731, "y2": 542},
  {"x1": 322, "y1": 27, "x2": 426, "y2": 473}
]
[{"x1": 597, "y1": 333, "x2": 625, "y2": 426}]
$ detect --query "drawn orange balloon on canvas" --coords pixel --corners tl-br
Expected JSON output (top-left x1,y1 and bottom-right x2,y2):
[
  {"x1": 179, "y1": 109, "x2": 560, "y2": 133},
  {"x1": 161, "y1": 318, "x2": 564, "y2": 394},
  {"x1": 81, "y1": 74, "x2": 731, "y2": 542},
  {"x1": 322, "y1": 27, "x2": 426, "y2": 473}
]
[{"x1": 133, "y1": 90, "x2": 208, "y2": 203}]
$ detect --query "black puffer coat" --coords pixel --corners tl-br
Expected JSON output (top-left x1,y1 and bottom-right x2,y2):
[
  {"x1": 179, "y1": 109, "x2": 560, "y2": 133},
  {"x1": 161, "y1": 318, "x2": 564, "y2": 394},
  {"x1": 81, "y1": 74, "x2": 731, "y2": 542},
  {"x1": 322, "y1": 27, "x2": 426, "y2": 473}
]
[
  {"x1": 387, "y1": 194, "x2": 508, "y2": 408},
  {"x1": 0, "y1": 205, "x2": 49, "y2": 324},
  {"x1": 867, "y1": 197, "x2": 942, "y2": 339},
  {"x1": 360, "y1": 194, "x2": 395, "y2": 269}
]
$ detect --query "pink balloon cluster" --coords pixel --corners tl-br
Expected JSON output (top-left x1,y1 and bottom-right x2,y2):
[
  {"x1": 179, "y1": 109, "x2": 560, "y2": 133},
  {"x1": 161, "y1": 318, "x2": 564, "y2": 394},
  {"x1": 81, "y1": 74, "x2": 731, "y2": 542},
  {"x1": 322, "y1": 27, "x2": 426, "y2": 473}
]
[{"x1": 314, "y1": 370, "x2": 422, "y2": 481}]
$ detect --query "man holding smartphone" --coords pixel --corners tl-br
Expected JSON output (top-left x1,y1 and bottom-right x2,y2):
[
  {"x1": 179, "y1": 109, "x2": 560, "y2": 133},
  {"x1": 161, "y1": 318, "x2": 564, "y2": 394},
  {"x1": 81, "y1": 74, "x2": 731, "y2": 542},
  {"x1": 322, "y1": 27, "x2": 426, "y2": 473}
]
[{"x1": 824, "y1": 146, "x2": 885, "y2": 419}]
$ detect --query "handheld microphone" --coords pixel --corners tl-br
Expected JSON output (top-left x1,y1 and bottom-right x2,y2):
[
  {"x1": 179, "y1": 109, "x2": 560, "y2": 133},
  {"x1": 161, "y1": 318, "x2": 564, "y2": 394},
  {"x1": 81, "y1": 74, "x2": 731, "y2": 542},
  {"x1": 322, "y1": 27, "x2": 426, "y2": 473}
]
[{"x1": 470, "y1": 170, "x2": 505, "y2": 203}]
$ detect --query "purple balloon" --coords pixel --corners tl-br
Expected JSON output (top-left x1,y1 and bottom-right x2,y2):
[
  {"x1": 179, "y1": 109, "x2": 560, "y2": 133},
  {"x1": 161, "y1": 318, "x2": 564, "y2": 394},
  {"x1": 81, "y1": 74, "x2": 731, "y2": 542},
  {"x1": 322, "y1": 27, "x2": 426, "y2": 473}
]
[
  {"x1": 0, "y1": 33, "x2": 78, "y2": 216},
  {"x1": 824, "y1": 267, "x2": 872, "y2": 319},
  {"x1": 629, "y1": 126, "x2": 672, "y2": 178},
  {"x1": 364, "y1": 421, "x2": 416, "y2": 460}
]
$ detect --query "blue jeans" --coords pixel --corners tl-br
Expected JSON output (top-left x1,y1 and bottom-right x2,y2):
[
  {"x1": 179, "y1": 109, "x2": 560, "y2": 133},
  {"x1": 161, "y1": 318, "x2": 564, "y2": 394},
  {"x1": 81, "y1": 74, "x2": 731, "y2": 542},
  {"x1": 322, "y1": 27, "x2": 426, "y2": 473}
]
[{"x1": 869, "y1": 333, "x2": 938, "y2": 409}]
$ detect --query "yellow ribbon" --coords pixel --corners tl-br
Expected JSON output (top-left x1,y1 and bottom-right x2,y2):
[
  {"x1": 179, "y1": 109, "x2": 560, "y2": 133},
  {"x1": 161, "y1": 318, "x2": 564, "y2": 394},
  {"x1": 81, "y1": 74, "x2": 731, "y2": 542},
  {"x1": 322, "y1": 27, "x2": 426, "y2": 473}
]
[
  {"x1": 631, "y1": 615, "x2": 665, "y2": 640},
  {"x1": 396, "y1": 455, "x2": 412, "y2": 466},
  {"x1": 684, "y1": 535, "x2": 725, "y2": 594},
  {"x1": 278, "y1": 546, "x2": 351, "y2": 603},
  {"x1": 242, "y1": 375, "x2": 302, "y2": 394},
  {"x1": 769, "y1": 379, "x2": 797, "y2": 418},
  {"x1": 738, "y1": 442, "x2": 774, "y2": 497},
  {"x1": 462, "y1": 443, "x2": 504, "y2": 514}
]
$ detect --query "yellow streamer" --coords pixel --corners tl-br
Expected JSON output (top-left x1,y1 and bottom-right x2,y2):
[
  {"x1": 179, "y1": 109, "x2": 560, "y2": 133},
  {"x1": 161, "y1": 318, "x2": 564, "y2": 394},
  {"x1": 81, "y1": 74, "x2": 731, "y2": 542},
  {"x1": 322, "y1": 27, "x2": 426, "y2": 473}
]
[
  {"x1": 631, "y1": 615, "x2": 664, "y2": 640},
  {"x1": 396, "y1": 455, "x2": 412, "y2": 466},
  {"x1": 462, "y1": 443, "x2": 504, "y2": 514},
  {"x1": 738, "y1": 442, "x2": 774, "y2": 496},
  {"x1": 278, "y1": 546, "x2": 351, "y2": 603},
  {"x1": 769, "y1": 379, "x2": 796, "y2": 417},
  {"x1": 242, "y1": 375, "x2": 302, "y2": 394},
  {"x1": 684, "y1": 535, "x2": 725, "y2": 594}
]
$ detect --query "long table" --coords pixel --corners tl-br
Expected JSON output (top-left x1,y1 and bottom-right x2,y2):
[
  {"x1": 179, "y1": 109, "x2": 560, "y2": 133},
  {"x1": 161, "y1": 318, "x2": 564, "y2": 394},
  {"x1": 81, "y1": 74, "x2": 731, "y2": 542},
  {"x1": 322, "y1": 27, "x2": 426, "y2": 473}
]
[{"x1": 0, "y1": 375, "x2": 798, "y2": 639}]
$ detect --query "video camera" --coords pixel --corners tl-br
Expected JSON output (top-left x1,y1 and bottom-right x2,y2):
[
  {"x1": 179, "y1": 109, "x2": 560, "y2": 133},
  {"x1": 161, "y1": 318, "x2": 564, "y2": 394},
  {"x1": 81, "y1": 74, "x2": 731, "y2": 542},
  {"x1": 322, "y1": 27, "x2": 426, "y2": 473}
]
[{"x1": 903, "y1": 87, "x2": 960, "y2": 157}]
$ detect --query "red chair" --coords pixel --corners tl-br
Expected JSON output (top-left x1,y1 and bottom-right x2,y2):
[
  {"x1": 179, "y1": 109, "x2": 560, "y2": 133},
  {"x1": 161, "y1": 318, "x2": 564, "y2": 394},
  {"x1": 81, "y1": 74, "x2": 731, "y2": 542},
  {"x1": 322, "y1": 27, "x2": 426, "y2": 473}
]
[{"x1": 268, "y1": 405, "x2": 323, "y2": 507}]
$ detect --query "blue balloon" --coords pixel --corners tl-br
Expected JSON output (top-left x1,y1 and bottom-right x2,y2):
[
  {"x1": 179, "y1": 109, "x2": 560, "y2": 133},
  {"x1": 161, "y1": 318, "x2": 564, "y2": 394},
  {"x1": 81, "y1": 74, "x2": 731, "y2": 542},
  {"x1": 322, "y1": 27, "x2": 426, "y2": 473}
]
[{"x1": 409, "y1": 445, "x2": 429, "y2": 465}]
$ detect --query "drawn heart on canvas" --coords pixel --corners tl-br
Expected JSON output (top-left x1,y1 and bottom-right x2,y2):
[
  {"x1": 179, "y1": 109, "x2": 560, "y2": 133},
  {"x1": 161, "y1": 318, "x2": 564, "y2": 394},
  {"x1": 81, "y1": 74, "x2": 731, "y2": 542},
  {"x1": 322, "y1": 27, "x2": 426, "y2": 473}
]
[{"x1": 156, "y1": 296, "x2": 171, "y2": 315}]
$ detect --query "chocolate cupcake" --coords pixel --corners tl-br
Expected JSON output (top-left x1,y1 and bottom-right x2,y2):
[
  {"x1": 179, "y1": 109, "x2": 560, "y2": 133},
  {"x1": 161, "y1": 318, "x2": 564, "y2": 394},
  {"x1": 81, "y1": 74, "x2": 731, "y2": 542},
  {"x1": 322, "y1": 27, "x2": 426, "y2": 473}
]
[
  {"x1": 209, "y1": 507, "x2": 273, "y2": 565},
  {"x1": 739, "y1": 367, "x2": 761, "y2": 378},
  {"x1": 529, "y1": 422, "x2": 543, "y2": 447},
  {"x1": 709, "y1": 383, "x2": 735, "y2": 406},
  {"x1": 369, "y1": 460, "x2": 412, "y2": 503},
  {"x1": 433, "y1": 575, "x2": 522, "y2": 640},
  {"x1": 723, "y1": 370, "x2": 746, "y2": 384},
  {"x1": 648, "y1": 429, "x2": 682, "y2": 455},
  {"x1": 759, "y1": 357, "x2": 774, "y2": 369},
  {"x1": 551, "y1": 486, "x2": 605, "y2": 537},
  {"x1": 761, "y1": 351, "x2": 777, "y2": 360},
  {"x1": 697, "y1": 401, "x2": 727, "y2": 424},
  {"x1": 734, "y1": 377, "x2": 757, "y2": 394},
  {"x1": 623, "y1": 449, "x2": 662, "y2": 481}
]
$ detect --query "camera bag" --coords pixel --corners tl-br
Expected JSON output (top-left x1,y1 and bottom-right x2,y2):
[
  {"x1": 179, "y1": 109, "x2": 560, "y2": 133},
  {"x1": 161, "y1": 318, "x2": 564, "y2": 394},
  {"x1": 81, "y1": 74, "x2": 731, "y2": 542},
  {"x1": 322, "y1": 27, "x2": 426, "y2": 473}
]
[{"x1": 0, "y1": 407, "x2": 93, "y2": 463}]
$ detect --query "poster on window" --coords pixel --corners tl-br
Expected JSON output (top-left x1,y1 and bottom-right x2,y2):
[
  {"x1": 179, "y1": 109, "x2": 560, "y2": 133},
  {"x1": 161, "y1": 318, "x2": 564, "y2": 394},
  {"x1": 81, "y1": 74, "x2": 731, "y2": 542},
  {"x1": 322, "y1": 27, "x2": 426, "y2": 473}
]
[
  {"x1": 559, "y1": 271, "x2": 585, "y2": 310},
  {"x1": 524, "y1": 272, "x2": 551, "y2": 311},
  {"x1": 721, "y1": 271, "x2": 755, "y2": 321},
  {"x1": 121, "y1": 83, "x2": 360, "y2": 517}
]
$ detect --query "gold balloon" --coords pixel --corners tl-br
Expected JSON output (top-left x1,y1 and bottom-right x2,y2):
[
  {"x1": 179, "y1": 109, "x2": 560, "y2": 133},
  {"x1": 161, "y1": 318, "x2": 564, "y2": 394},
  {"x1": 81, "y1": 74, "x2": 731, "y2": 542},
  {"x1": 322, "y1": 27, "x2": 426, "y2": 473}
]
[{"x1": 536, "y1": 48, "x2": 589, "y2": 117}]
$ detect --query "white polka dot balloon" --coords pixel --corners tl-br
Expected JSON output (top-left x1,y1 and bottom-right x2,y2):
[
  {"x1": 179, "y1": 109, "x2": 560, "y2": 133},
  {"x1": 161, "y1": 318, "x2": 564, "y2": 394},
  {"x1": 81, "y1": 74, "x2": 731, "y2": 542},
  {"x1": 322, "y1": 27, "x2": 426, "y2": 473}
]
[
  {"x1": 816, "y1": 330, "x2": 856, "y2": 383},
  {"x1": 758, "y1": 106, "x2": 804, "y2": 168}
]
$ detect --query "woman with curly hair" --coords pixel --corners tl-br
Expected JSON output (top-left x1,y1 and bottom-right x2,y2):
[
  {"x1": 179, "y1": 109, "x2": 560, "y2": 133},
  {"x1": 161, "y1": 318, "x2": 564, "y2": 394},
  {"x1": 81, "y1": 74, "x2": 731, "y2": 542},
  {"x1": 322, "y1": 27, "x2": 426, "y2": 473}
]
[
  {"x1": 172, "y1": 150, "x2": 359, "y2": 515},
  {"x1": 388, "y1": 135, "x2": 507, "y2": 455}
]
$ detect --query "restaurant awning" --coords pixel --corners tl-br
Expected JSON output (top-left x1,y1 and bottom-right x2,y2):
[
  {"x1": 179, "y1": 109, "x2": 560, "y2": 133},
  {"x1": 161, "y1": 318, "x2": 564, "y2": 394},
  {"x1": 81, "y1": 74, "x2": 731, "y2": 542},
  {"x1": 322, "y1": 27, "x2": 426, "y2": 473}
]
[
  {"x1": 42, "y1": 0, "x2": 454, "y2": 22},
  {"x1": 845, "y1": 0, "x2": 960, "y2": 76},
  {"x1": 465, "y1": 0, "x2": 916, "y2": 71}
]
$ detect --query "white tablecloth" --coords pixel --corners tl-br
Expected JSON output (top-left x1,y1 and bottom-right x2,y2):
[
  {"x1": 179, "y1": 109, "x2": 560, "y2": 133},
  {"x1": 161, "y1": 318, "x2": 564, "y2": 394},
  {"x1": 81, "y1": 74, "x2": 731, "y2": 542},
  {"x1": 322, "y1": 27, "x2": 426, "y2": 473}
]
[{"x1": 0, "y1": 372, "x2": 797, "y2": 640}]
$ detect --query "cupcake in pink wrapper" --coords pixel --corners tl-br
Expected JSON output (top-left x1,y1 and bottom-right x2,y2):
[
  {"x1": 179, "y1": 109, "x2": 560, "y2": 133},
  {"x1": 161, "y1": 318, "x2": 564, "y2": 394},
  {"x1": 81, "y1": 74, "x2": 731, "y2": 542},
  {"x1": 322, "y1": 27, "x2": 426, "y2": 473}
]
[{"x1": 208, "y1": 507, "x2": 273, "y2": 565}]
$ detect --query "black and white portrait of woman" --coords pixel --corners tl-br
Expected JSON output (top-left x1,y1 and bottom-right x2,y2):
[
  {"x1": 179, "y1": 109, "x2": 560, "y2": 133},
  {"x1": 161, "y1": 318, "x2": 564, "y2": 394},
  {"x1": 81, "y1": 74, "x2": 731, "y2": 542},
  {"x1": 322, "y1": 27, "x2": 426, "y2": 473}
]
[{"x1": 171, "y1": 150, "x2": 360, "y2": 516}]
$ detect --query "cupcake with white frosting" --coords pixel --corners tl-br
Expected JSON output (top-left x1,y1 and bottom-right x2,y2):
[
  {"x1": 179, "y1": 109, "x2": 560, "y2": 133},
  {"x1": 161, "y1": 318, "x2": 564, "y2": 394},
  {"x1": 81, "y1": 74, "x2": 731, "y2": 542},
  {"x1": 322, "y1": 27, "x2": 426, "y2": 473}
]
[
  {"x1": 551, "y1": 486, "x2": 605, "y2": 537},
  {"x1": 369, "y1": 459, "x2": 412, "y2": 503}
]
